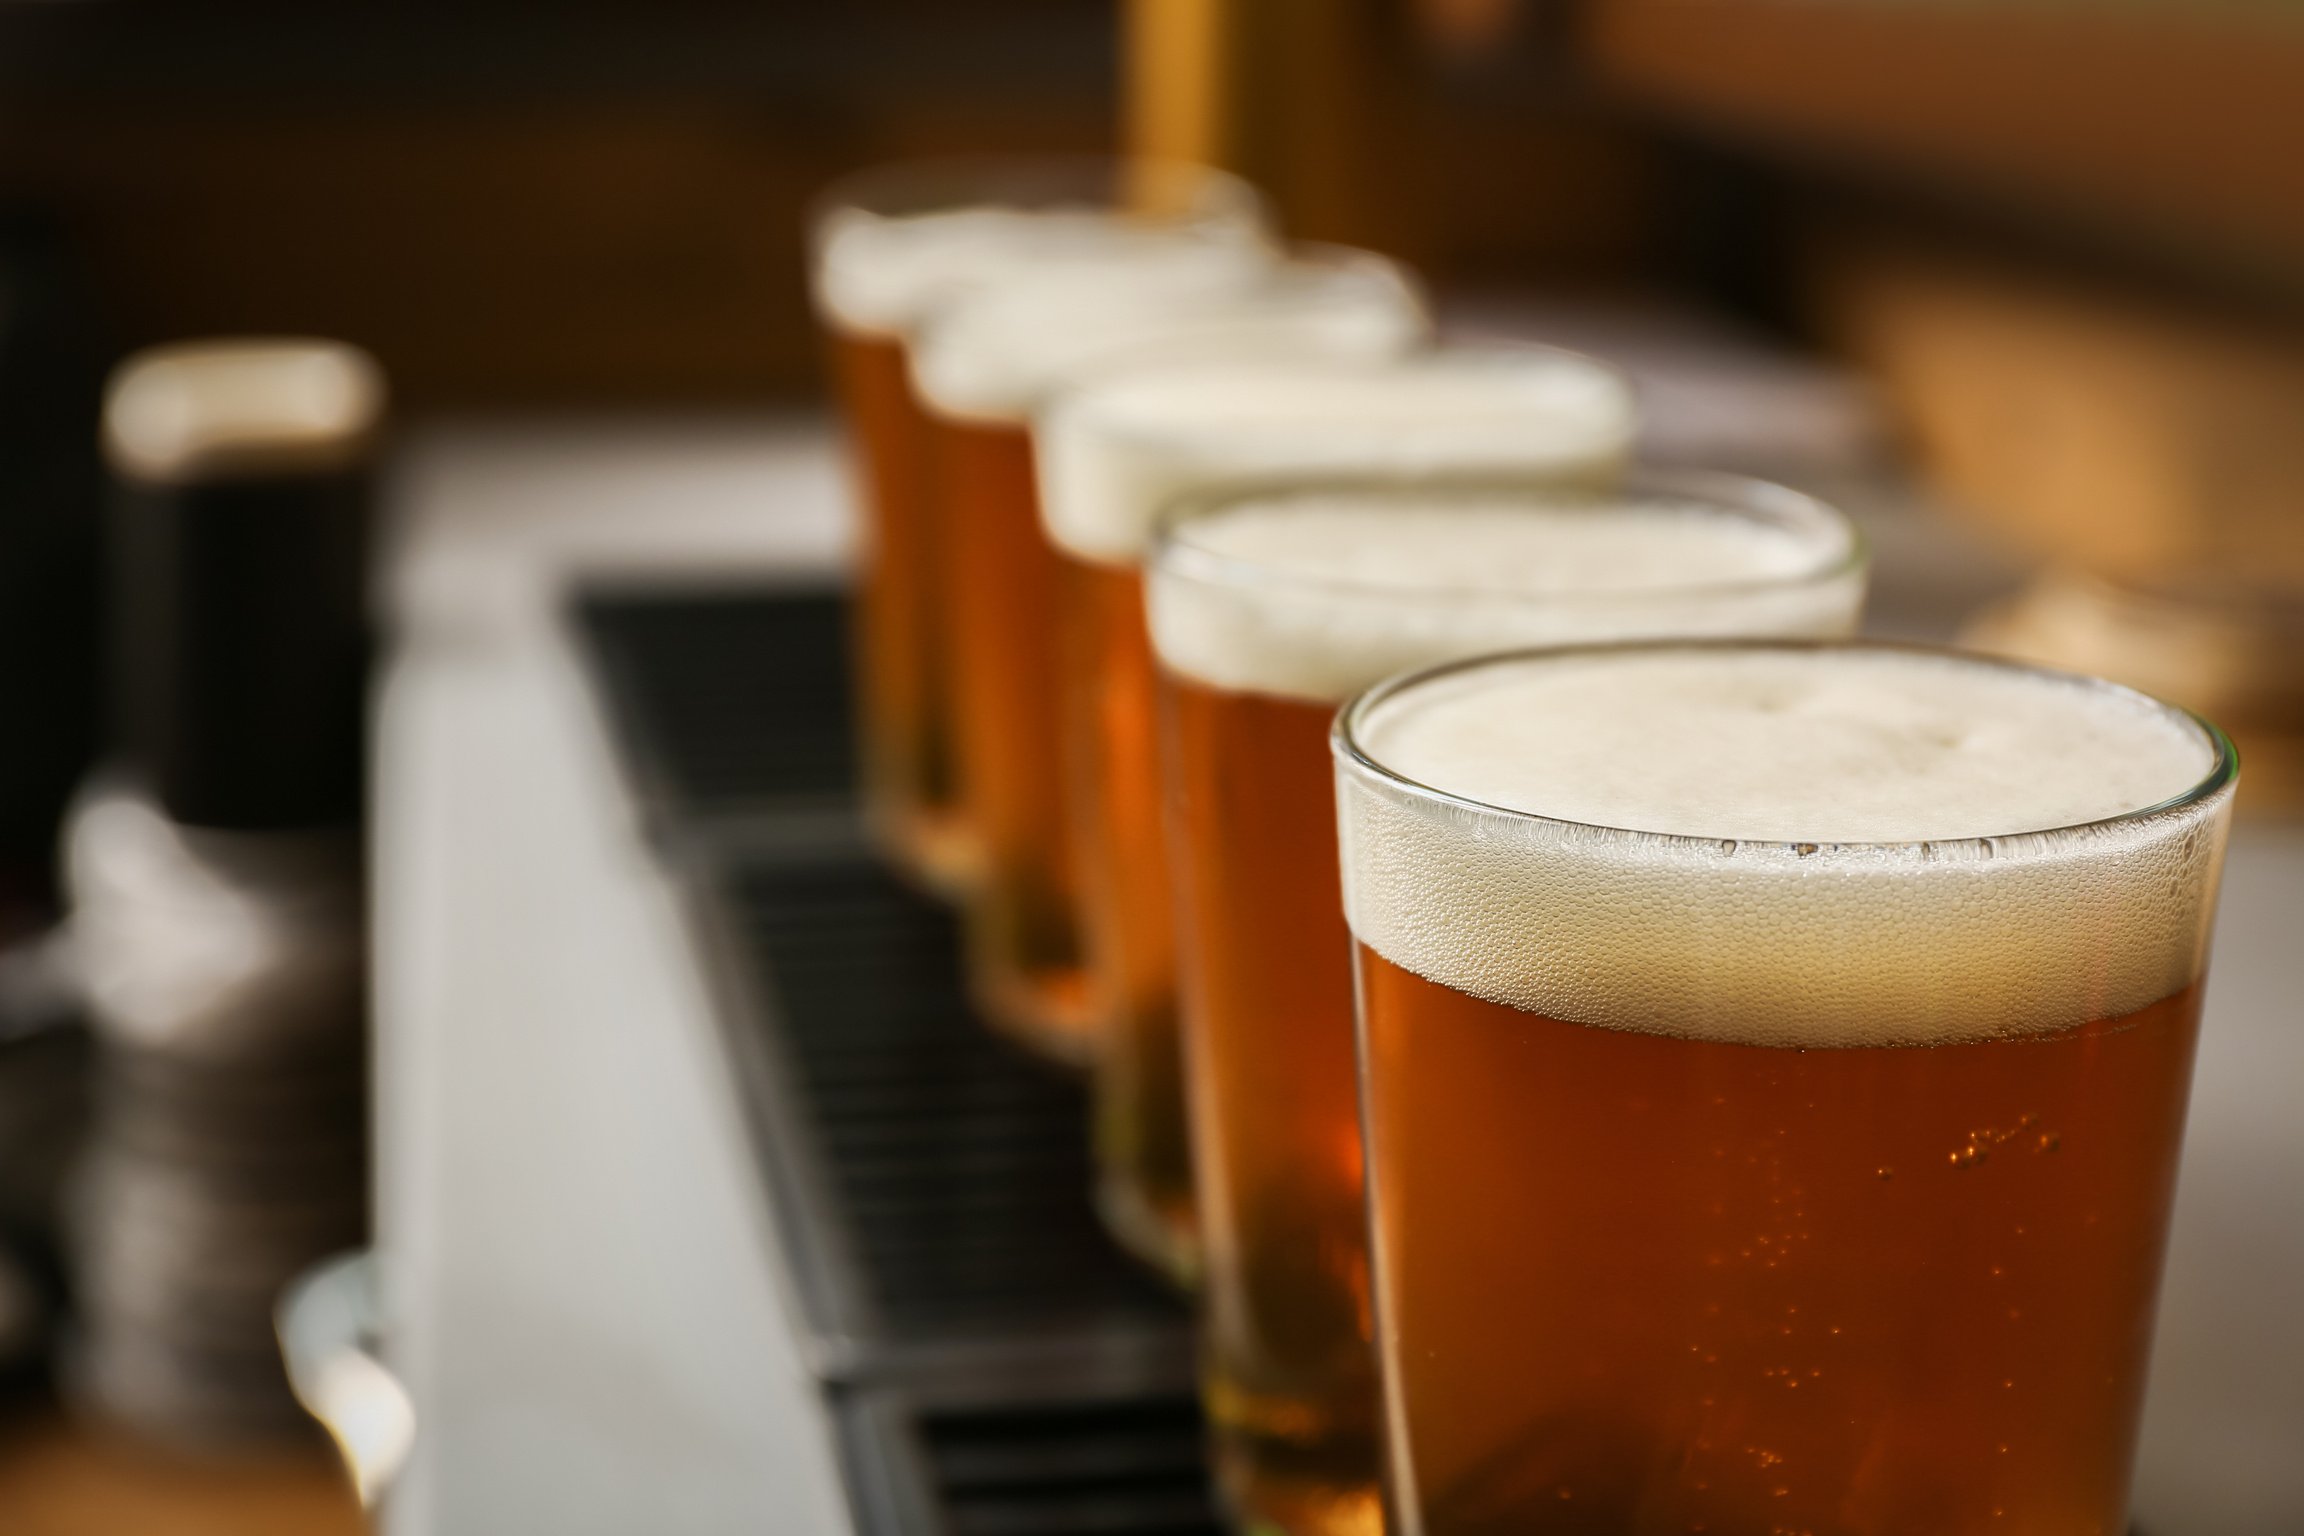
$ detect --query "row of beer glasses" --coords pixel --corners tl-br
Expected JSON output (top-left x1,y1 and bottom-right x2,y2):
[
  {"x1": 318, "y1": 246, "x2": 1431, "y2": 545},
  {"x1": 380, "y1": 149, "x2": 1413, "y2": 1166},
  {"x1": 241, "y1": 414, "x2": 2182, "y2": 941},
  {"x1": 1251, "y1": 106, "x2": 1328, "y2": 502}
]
[{"x1": 808, "y1": 158, "x2": 2237, "y2": 1536}]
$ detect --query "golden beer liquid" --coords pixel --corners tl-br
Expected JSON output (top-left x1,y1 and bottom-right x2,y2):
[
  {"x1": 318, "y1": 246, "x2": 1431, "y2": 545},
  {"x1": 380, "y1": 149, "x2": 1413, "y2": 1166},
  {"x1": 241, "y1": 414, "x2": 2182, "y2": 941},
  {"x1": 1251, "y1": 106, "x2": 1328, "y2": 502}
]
[
  {"x1": 933, "y1": 410, "x2": 1092, "y2": 1057},
  {"x1": 1061, "y1": 556, "x2": 1195, "y2": 1280},
  {"x1": 1358, "y1": 947, "x2": 2203, "y2": 1536},
  {"x1": 826, "y1": 327, "x2": 974, "y2": 885},
  {"x1": 1166, "y1": 673, "x2": 1380, "y2": 1536}
]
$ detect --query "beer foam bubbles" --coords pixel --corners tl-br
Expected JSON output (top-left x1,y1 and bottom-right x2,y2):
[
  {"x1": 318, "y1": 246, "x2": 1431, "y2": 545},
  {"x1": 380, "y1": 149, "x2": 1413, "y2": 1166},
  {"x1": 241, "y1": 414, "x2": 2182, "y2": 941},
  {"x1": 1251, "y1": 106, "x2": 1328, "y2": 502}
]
[
  {"x1": 814, "y1": 205, "x2": 1272, "y2": 337},
  {"x1": 1337, "y1": 645, "x2": 2234, "y2": 1046},
  {"x1": 1148, "y1": 482, "x2": 1863, "y2": 703},
  {"x1": 1039, "y1": 348, "x2": 1633, "y2": 566},
  {"x1": 910, "y1": 249, "x2": 1424, "y2": 424}
]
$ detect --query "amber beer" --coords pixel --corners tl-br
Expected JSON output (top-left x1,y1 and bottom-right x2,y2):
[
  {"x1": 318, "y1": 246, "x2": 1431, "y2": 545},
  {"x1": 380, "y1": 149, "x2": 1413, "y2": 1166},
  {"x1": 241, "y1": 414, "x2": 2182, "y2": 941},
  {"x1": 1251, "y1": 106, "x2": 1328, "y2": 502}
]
[
  {"x1": 1335, "y1": 643, "x2": 2238, "y2": 1536},
  {"x1": 820, "y1": 329, "x2": 953, "y2": 874},
  {"x1": 807, "y1": 159, "x2": 1267, "y2": 889},
  {"x1": 1146, "y1": 476, "x2": 1867, "y2": 1536},
  {"x1": 1063, "y1": 557, "x2": 1194, "y2": 1252},
  {"x1": 1044, "y1": 305, "x2": 1577, "y2": 1281},
  {"x1": 910, "y1": 247, "x2": 1423, "y2": 1057}
]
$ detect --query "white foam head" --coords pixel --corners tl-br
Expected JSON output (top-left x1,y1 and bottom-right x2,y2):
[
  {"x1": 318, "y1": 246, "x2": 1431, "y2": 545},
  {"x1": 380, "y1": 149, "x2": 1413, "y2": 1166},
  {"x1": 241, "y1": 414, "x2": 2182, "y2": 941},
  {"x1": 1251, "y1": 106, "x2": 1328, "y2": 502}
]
[
  {"x1": 1038, "y1": 344, "x2": 1635, "y2": 565},
  {"x1": 105, "y1": 339, "x2": 386, "y2": 485},
  {"x1": 1146, "y1": 472, "x2": 1865, "y2": 703},
  {"x1": 908, "y1": 246, "x2": 1426, "y2": 425},
  {"x1": 1336, "y1": 644, "x2": 2235, "y2": 1046},
  {"x1": 809, "y1": 160, "x2": 1269, "y2": 337}
]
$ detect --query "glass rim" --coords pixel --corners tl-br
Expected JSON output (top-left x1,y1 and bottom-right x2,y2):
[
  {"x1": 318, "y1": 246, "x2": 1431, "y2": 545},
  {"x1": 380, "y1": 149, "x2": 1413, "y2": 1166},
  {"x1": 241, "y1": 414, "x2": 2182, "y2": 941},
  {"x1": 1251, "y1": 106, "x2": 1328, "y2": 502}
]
[
  {"x1": 1332, "y1": 636, "x2": 2240, "y2": 856},
  {"x1": 806, "y1": 154, "x2": 1268, "y2": 240},
  {"x1": 1148, "y1": 463, "x2": 1867, "y2": 609}
]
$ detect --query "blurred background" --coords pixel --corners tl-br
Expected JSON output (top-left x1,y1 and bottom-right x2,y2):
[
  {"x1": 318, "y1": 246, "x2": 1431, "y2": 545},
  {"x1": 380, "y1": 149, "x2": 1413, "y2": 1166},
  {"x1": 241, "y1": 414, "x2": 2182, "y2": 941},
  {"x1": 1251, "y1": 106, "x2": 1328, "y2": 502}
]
[{"x1": 0, "y1": 1, "x2": 2298, "y2": 1532}]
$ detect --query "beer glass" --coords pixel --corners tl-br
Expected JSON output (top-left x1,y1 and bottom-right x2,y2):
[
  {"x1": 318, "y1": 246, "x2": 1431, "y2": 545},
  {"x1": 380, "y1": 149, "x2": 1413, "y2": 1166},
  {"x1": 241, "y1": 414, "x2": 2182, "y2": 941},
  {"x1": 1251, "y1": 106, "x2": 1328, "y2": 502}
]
[
  {"x1": 1039, "y1": 343, "x2": 1635, "y2": 1281},
  {"x1": 909, "y1": 245, "x2": 1421, "y2": 1059},
  {"x1": 1335, "y1": 641, "x2": 2237, "y2": 1536},
  {"x1": 1147, "y1": 473, "x2": 1867, "y2": 1535},
  {"x1": 807, "y1": 157, "x2": 1268, "y2": 889}
]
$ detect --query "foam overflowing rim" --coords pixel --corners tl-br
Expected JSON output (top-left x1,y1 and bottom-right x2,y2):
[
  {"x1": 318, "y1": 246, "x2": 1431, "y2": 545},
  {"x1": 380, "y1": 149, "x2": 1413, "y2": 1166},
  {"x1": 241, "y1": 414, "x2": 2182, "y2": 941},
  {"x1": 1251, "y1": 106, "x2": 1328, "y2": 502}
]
[
  {"x1": 1333, "y1": 637, "x2": 2239, "y2": 859},
  {"x1": 1150, "y1": 465, "x2": 1868, "y2": 611}
]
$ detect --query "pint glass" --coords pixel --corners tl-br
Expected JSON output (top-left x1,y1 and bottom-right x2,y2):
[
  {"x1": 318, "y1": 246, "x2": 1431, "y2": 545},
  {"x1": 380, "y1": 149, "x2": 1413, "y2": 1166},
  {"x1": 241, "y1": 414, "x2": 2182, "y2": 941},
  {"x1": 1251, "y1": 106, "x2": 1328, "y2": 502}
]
[
  {"x1": 1335, "y1": 641, "x2": 2238, "y2": 1536},
  {"x1": 807, "y1": 158, "x2": 1267, "y2": 888},
  {"x1": 1147, "y1": 474, "x2": 1867, "y2": 1534},
  {"x1": 1039, "y1": 343, "x2": 1633, "y2": 1280},
  {"x1": 909, "y1": 244, "x2": 1420, "y2": 1058}
]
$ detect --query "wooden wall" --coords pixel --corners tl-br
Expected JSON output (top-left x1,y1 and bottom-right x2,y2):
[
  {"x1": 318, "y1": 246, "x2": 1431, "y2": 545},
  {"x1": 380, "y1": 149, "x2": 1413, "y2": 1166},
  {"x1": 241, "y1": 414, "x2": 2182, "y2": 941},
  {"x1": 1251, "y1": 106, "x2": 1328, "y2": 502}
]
[{"x1": 0, "y1": 1, "x2": 1113, "y2": 404}]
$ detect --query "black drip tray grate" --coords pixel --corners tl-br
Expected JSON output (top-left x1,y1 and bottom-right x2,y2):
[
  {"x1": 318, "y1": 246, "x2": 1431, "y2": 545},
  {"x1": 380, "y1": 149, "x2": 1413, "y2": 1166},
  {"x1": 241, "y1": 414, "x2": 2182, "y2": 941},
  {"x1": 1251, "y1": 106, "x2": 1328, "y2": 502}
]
[
  {"x1": 574, "y1": 584, "x2": 855, "y2": 830},
  {"x1": 840, "y1": 1388, "x2": 1225, "y2": 1536},
  {"x1": 574, "y1": 583, "x2": 1203, "y2": 1531},
  {"x1": 713, "y1": 852, "x2": 1188, "y2": 1379}
]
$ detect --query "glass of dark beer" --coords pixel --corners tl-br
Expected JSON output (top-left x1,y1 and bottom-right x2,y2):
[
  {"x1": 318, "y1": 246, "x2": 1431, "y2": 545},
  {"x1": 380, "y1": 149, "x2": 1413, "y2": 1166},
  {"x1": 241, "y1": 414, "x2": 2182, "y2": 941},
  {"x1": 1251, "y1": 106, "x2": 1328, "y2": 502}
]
[
  {"x1": 1147, "y1": 474, "x2": 1867, "y2": 1536},
  {"x1": 807, "y1": 158, "x2": 1267, "y2": 891},
  {"x1": 1335, "y1": 641, "x2": 2238, "y2": 1536}
]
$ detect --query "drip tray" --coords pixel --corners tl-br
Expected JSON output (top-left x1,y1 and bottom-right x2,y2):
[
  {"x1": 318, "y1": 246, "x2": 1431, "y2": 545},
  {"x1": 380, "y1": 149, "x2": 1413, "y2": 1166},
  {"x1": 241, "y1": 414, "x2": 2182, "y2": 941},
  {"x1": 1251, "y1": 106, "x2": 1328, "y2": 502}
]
[
  {"x1": 689, "y1": 845, "x2": 1190, "y2": 1384},
  {"x1": 573, "y1": 585, "x2": 1202, "y2": 1531},
  {"x1": 574, "y1": 582, "x2": 858, "y2": 842},
  {"x1": 838, "y1": 1381, "x2": 1224, "y2": 1536}
]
